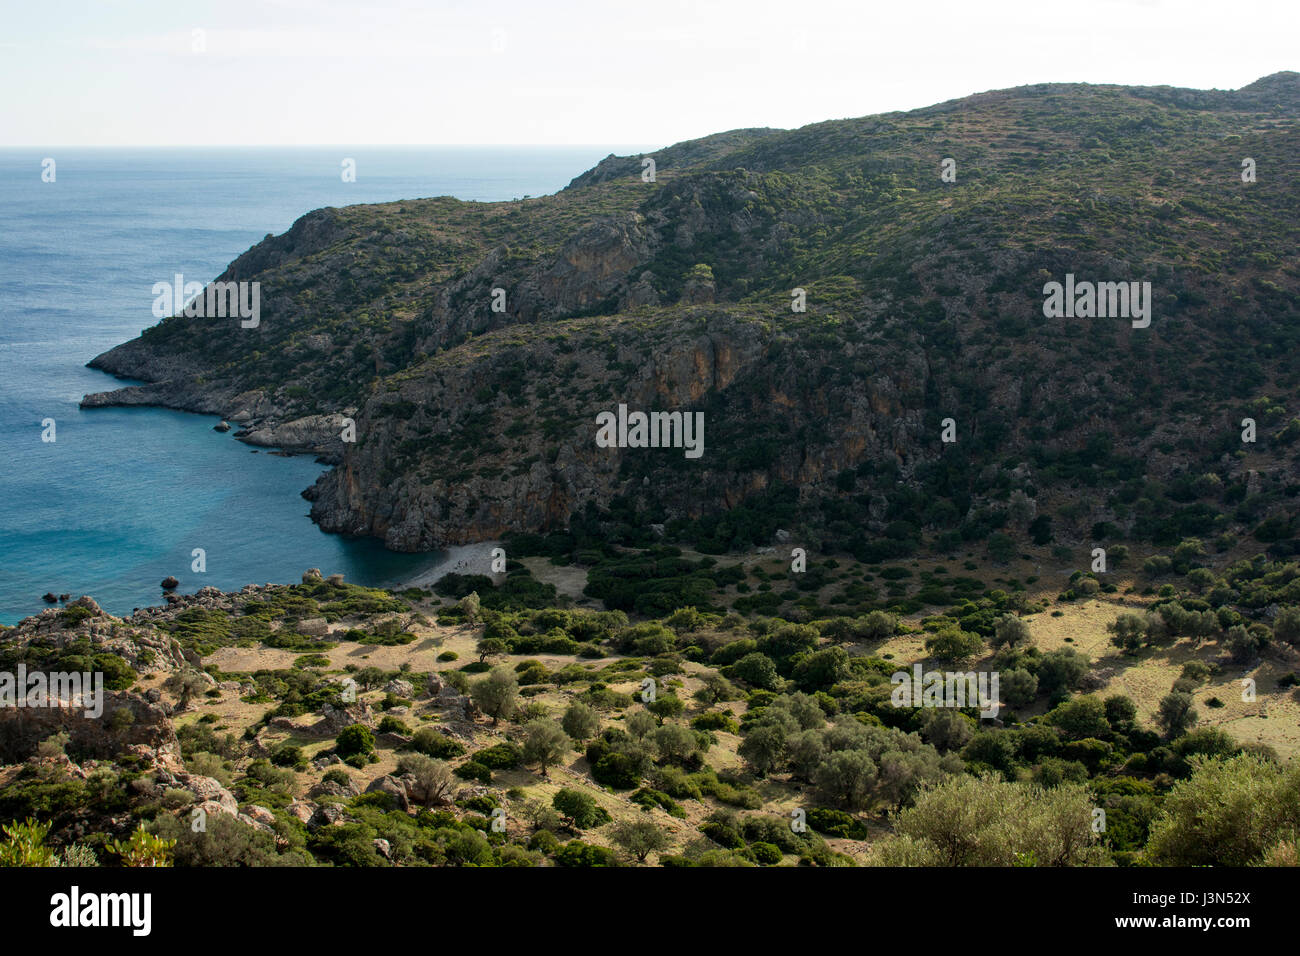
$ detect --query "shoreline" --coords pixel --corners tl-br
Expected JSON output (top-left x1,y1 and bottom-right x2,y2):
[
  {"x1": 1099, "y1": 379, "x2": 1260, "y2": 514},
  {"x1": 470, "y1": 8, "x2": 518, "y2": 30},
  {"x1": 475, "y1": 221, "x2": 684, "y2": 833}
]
[{"x1": 397, "y1": 540, "x2": 505, "y2": 592}]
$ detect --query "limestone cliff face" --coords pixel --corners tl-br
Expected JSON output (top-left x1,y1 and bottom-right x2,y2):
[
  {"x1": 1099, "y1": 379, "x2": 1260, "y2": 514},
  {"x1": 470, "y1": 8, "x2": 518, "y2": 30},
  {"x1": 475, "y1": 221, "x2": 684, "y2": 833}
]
[
  {"x1": 77, "y1": 75, "x2": 1300, "y2": 554},
  {"x1": 306, "y1": 309, "x2": 932, "y2": 550}
]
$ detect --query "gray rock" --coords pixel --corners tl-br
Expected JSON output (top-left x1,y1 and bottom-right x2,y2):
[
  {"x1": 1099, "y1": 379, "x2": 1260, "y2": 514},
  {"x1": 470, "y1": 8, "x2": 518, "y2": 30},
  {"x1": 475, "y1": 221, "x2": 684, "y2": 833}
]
[{"x1": 364, "y1": 775, "x2": 410, "y2": 812}]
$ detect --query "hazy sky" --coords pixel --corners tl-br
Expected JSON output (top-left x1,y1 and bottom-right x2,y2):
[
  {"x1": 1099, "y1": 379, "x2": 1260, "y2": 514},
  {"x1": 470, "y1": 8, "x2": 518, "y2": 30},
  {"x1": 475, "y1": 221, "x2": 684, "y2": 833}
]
[{"x1": 2, "y1": 0, "x2": 1296, "y2": 147}]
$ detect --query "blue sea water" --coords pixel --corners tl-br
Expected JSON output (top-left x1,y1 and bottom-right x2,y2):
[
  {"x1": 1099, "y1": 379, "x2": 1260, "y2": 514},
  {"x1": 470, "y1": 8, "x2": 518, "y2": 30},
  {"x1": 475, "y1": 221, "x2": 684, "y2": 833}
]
[{"x1": 0, "y1": 146, "x2": 636, "y2": 624}]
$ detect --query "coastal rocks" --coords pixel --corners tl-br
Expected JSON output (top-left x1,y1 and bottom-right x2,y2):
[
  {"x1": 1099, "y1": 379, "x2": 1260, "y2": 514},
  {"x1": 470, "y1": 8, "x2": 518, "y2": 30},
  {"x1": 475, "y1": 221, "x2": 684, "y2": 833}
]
[
  {"x1": 213, "y1": 421, "x2": 232, "y2": 432},
  {"x1": 42, "y1": 592, "x2": 58, "y2": 603},
  {"x1": 161, "y1": 576, "x2": 179, "y2": 590},
  {"x1": 236, "y1": 414, "x2": 351, "y2": 456},
  {"x1": 326, "y1": 573, "x2": 345, "y2": 586},
  {"x1": 303, "y1": 568, "x2": 323, "y2": 584},
  {"x1": 9, "y1": 598, "x2": 186, "y2": 673}
]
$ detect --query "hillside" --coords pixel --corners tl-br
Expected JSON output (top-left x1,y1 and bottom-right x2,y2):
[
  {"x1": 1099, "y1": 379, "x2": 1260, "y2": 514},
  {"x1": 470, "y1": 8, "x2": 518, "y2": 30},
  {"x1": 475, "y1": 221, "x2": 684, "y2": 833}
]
[{"x1": 81, "y1": 74, "x2": 1300, "y2": 562}]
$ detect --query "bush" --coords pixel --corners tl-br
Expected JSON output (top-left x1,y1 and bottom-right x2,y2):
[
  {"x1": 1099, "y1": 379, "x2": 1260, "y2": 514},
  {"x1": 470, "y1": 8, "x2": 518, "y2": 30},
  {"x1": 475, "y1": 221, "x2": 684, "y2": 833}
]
[
  {"x1": 378, "y1": 715, "x2": 410, "y2": 735},
  {"x1": 402, "y1": 727, "x2": 458, "y2": 759},
  {"x1": 269, "y1": 744, "x2": 305, "y2": 769},
  {"x1": 750, "y1": 841, "x2": 783, "y2": 865},
  {"x1": 552, "y1": 788, "x2": 611, "y2": 829},
  {"x1": 335, "y1": 724, "x2": 375, "y2": 759},
  {"x1": 554, "y1": 840, "x2": 616, "y2": 867}
]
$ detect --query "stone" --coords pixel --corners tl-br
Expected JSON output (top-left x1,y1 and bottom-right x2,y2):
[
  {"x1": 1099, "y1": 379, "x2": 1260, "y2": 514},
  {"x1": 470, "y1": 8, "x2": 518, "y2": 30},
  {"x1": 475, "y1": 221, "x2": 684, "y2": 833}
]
[
  {"x1": 326, "y1": 573, "x2": 345, "y2": 586},
  {"x1": 364, "y1": 774, "x2": 410, "y2": 812},
  {"x1": 161, "y1": 576, "x2": 179, "y2": 590},
  {"x1": 302, "y1": 568, "x2": 323, "y2": 583},
  {"x1": 383, "y1": 679, "x2": 414, "y2": 698},
  {"x1": 297, "y1": 617, "x2": 330, "y2": 637}
]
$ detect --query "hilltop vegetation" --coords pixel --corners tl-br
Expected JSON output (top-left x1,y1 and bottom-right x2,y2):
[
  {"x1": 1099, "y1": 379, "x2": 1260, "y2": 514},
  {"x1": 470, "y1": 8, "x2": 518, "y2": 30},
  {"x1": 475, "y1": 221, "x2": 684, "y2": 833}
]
[{"x1": 82, "y1": 74, "x2": 1300, "y2": 561}]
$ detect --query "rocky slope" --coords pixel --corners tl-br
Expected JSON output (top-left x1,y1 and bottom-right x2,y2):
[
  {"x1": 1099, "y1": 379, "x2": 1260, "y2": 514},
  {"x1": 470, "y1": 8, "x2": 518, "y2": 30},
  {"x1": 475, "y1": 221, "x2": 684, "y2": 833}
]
[{"x1": 83, "y1": 75, "x2": 1300, "y2": 555}]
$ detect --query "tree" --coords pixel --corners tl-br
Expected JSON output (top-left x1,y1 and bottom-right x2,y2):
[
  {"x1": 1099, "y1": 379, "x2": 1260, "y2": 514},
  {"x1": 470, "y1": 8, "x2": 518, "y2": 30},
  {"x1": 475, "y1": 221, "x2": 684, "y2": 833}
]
[
  {"x1": 738, "y1": 724, "x2": 786, "y2": 777},
  {"x1": 552, "y1": 788, "x2": 609, "y2": 830},
  {"x1": 652, "y1": 724, "x2": 698, "y2": 765},
  {"x1": 1036, "y1": 647, "x2": 1089, "y2": 693},
  {"x1": 792, "y1": 647, "x2": 851, "y2": 692},
  {"x1": 1146, "y1": 755, "x2": 1300, "y2": 866},
  {"x1": 987, "y1": 532, "x2": 1016, "y2": 563},
  {"x1": 611, "y1": 818, "x2": 669, "y2": 863},
  {"x1": 1274, "y1": 606, "x2": 1300, "y2": 647},
  {"x1": 924, "y1": 627, "x2": 984, "y2": 665},
  {"x1": 646, "y1": 694, "x2": 684, "y2": 724},
  {"x1": 522, "y1": 720, "x2": 571, "y2": 777},
  {"x1": 813, "y1": 750, "x2": 878, "y2": 810},
  {"x1": 693, "y1": 671, "x2": 739, "y2": 706},
  {"x1": 396, "y1": 753, "x2": 455, "y2": 807},
  {"x1": 459, "y1": 591, "x2": 481, "y2": 624},
  {"x1": 163, "y1": 668, "x2": 209, "y2": 712},
  {"x1": 1046, "y1": 695, "x2": 1110, "y2": 741},
  {"x1": 1000, "y1": 668, "x2": 1038, "y2": 708},
  {"x1": 355, "y1": 666, "x2": 386, "y2": 690},
  {"x1": 1156, "y1": 692, "x2": 1198, "y2": 739},
  {"x1": 728, "y1": 652, "x2": 780, "y2": 690},
  {"x1": 871, "y1": 774, "x2": 1105, "y2": 866},
  {"x1": 1108, "y1": 613, "x2": 1147, "y2": 654},
  {"x1": 1104, "y1": 694, "x2": 1138, "y2": 728},
  {"x1": 561, "y1": 702, "x2": 601, "y2": 742},
  {"x1": 476, "y1": 636, "x2": 507, "y2": 664},
  {"x1": 471, "y1": 666, "x2": 519, "y2": 725},
  {"x1": 625, "y1": 710, "x2": 657, "y2": 740},
  {"x1": 875, "y1": 748, "x2": 945, "y2": 810},
  {"x1": 991, "y1": 614, "x2": 1032, "y2": 650},
  {"x1": 335, "y1": 724, "x2": 375, "y2": 758},
  {"x1": 854, "y1": 611, "x2": 897, "y2": 642}
]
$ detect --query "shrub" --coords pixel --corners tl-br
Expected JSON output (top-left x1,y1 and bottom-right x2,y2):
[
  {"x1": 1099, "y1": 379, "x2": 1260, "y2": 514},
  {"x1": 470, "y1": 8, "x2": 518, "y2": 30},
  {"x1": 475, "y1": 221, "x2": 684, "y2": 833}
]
[
  {"x1": 335, "y1": 724, "x2": 375, "y2": 759},
  {"x1": 411, "y1": 727, "x2": 465, "y2": 759}
]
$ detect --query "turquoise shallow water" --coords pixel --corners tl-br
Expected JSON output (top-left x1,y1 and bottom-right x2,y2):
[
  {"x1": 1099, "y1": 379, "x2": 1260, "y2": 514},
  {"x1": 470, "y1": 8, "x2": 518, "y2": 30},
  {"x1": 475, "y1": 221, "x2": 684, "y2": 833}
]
[{"x1": 0, "y1": 146, "x2": 633, "y2": 624}]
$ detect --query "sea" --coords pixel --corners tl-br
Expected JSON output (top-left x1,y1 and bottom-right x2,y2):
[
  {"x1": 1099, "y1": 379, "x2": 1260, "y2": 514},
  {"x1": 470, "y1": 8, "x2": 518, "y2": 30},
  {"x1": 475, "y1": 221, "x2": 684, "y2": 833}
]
[{"x1": 0, "y1": 146, "x2": 639, "y2": 624}]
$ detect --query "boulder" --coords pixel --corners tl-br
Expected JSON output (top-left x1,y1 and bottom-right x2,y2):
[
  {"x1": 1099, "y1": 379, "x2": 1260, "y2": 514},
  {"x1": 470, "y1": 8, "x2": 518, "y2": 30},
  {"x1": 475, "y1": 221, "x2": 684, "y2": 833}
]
[
  {"x1": 297, "y1": 617, "x2": 330, "y2": 637},
  {"x1": 364, "y1": 774, "x2": 410, "y2": 812},
  {"x1": 326, "y1": 573, "x2": 345, "y2": 586},
  {"x1": 161, "y1": 576, "x2": 179, "y2": 590},
  {"x1": 244, "y1": 804, "x2": 277, "y2": 826},
  {"x1": 307, "y1": 805, "x2": 346, "y2": 829},
  {"x1": 177, "y1": 773, "x2": 239, "y2": 815},
  {"x1": 302, "y1": 568, "x2": 323, "y2": 583},
  {"x1": 383, "y1": 679, "x2": 414, "y2": 698},
  {"x1": 317, "y1": 701, "x2": 376, "y2": 734},
  {"x1": 285, "y1": 801, "x2": 316, "y2": 824}
]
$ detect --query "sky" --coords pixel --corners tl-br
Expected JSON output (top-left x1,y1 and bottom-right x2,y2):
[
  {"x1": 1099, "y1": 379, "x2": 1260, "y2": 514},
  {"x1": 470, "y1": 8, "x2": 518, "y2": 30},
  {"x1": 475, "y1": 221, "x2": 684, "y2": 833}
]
[{"x1": 1, "y1": 0, "x2": 1296, "y2": 148}]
